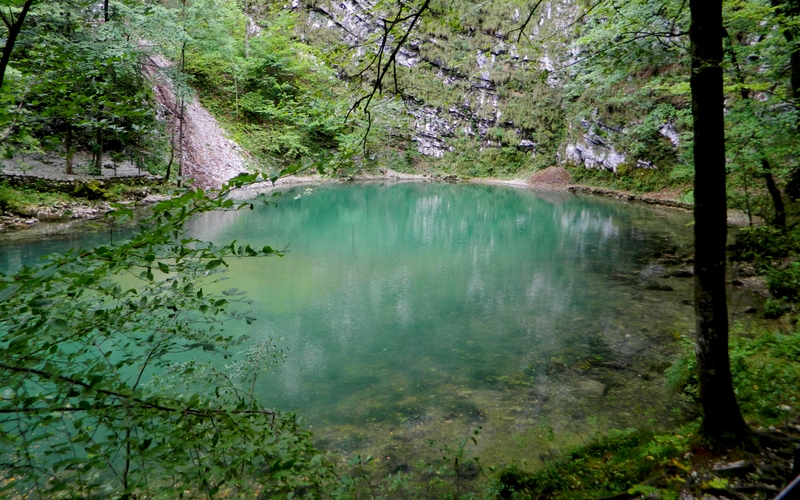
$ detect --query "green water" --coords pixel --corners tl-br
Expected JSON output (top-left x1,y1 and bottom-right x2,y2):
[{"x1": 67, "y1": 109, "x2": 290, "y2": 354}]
[
  {"x1": 1, "y1": 182, "x2": 700, "y2": 468},
  {"x1": 191, "y1": 182, "x2": 697, "y2": 466}
]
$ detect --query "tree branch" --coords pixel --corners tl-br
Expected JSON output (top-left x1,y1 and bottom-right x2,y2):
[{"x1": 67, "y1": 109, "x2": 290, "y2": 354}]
[
  {"x1": 347, "y1": 0, "x2": 431, "y2": 150},
  {"x1": 0, "y1": 362, "x2": 276, "y2": 419},
  {"x1": 505, "y1": 0, "x2": 544, "y2": 43}
]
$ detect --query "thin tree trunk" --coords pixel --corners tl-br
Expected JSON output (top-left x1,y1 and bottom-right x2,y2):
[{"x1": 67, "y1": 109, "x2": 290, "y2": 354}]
[
  {"x1": 761, "y1": 160, "x2": 786, "y2": 228},
  {"x1": 178, "y1": 97, "x2": 184, "y2": 188},
  {"x1": 165, "y1": 125, "x2": 175, "y2": 183},
  {"x1": 743, "y1": 172, "x2": 753, "y2": 226},
  {"x1": 690, "y1": 0, "x2": 748, "y2": 442},
  {"x1": 94, "y1": 129, "x2": 103, "y2": 174},
  {"x1": 103, "y1": 0, "x2": 109, "y2": 22},
  {"x1": 770, "y1": 0, "x2": 800, "y2": 98},
  {"x1": 244, "y1": 0, "x2": 250, "y2": 58},
  {"x1": 770, "y1": 0, "x2": 800, "y2": 198},
  {"x1": 177, "y1": 41, "x2": 186, "y2": 188},
  {"x1": 65, "y1": 122, "x2": 73, "y2": 175},
  {"x1": 724, "y1": 28, "x2": 787, "y2": 228},
  {"x1": 0, "y1": 0, "x2": 34, "y2": 90}
]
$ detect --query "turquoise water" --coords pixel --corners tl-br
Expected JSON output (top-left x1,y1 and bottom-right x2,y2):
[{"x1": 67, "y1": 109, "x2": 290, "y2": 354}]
[
  {"x1": 191, "y1": 182, "x2": 697, "y2": 464},
  {"x1": 1, "y1": 182, "x2": 698, "y2": 467}
]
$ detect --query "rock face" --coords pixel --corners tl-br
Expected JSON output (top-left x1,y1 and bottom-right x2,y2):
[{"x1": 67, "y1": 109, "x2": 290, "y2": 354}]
[
  {"x1": 299, "y1": 0, "x2": 579, "y2": 161},
  {"x1": 564, "y1": 120, "x2": 627, "y2": 172},
  {"x1": 296, "y1": 0, "x2": 679, "y2": 173},
  {"x1": 144, "y1": 55, "x2": 249, "y2": 190}
]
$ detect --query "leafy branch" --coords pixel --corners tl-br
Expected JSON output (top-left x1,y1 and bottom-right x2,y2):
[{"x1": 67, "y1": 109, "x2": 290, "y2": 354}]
[{"x1": 0, "y1": 173, "x2": 334, "y2": 498}]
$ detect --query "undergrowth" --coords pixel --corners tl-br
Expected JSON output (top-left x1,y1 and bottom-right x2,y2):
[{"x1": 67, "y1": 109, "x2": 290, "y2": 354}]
[
  {"x1": 0, "y1": 183, "x2": 73, "y2": 215},
  {"x1": 0, "y1": 181, "x2": 168, "y2": 217},
  {"x1": 667, "y1": 327, "x2": 800, "y2": 425},
  {"x1": 494, "y1": 426, "x2": 694, "y2": 500},
  {"x1": 566, "y1": 163, "x2": 685, "y2": 194}
]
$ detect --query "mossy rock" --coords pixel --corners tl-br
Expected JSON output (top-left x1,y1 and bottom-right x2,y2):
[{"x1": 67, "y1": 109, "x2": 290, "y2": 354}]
[{"x1": 72, "y1": 179, "x2": 107, "y2": 200}]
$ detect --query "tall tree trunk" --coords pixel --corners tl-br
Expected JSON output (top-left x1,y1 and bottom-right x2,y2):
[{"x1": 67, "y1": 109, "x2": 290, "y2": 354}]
[
  {"x1": 94, "y1": 129, "x2": 103, "y2": 174},
  {"x1": 177, "y1": 97, "x2": 184, "y2": 188},
  {"x1": 761, "y1": 160, "x2": 787, "y2": 228},
  {"x1": 690, "y1": 0, "x2": 748, "y2": 442},
  {"x1": 165, "y1": 125, "x2": 175, "y2": 183},
  {"x1": 0, "y1": 0, "x2": 34, "y2": 90},
  {"x1": 244, "y1": 0, "x2": 250, "y2": 58},
  {"x1": 177, "y1": 41, "x2": 186, "y2": 188},
  {"x1": 103, "y1": 0, "x2": 109, "y2": 22},
  {"x1": 65, "y1": 122, "x2": 73, "y2": 175}
]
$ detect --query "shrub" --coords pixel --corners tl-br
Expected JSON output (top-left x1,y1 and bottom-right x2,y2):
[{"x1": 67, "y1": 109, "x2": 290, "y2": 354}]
[
  {"x1": 0, "y1": 177, "x2": 334, "y2": 498},
  {"x1": 764, "y1": 298, "x2": 791, "y2": 319},
  {"x1": 768, "y1": 263, "x2": 800, "y2": 301},
  {"x1": 732, "y1": 226, "x2": 796, "y2": 262}
]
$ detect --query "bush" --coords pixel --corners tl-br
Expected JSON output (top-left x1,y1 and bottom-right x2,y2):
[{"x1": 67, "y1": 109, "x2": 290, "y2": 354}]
[
  {"x1": 668, "y1": 325, "x2": 800, "y2": 424},
  {"x1": 732, "y1": 226, "x2": 796, "y2": 262},
  {"x1": 493, "y1": 427, "x2": 693, "y2": 500},
  {"x1": 0, "y1": 185, "x2": 15, "y2": 212},
  {"x1": 729, "y1": 328, "x2": 800, "y2": 422},
  {"x1": 768, "y1": 262, "x2": 800, "y2": 301},
  {"x1": 764, "y1": 298, "x2": 791, "y2": 319}
]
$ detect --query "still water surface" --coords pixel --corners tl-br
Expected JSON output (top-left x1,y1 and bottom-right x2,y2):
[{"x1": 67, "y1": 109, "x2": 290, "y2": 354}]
[{"x1": 2, "y1": 182, "x2": 697, "y2": 467}]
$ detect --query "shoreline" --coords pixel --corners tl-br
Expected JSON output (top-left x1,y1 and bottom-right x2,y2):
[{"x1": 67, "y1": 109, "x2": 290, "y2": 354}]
[{"x1": 1, "y1": 169, "x2": 700, "y2": 233}]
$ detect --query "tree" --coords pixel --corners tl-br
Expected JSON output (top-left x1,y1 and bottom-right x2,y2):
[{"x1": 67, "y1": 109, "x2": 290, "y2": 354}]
[
  {"x1": 1, "y1": 1, "x2": 164, "y2": 172},
  {"x1": 689, "y1": 0, "x2": 749, "y2": 441},
  {"x1": 0, "y1": 0, "x2": 34, "y2": 90}
]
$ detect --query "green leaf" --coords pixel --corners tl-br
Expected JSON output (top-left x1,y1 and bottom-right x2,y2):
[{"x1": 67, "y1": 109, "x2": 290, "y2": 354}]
[
  {"x1": 0, "y1": 284, "x2": 20, "y2": 302},
  {"x1": 29, "y1": 298, "x2": 53, "y2": 308}
]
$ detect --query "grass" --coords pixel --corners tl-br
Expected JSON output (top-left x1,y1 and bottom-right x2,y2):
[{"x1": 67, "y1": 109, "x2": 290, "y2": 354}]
[
  {"x1": 494, "y1": 426, "x2": 694, "y2": 500},
  {"x1": 0, "y1": 181, "x2": 170, "y2": 218},
  {"x1": 0, "y1": 183, "x2": 74, "y2": 216},
  {"x1": 566, "y1": 163, "x2": 689, "y2": 194}
]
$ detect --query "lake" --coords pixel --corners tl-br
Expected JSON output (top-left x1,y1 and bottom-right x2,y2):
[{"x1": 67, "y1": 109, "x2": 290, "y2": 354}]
[{"x1": 1, "y1": 182, "x2": 702, "y2": 469}]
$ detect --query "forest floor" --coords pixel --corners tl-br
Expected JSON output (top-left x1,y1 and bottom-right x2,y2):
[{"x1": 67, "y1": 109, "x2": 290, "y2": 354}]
[{"x1": 0, "y1": 151, "x2": 159, "y2": 181}]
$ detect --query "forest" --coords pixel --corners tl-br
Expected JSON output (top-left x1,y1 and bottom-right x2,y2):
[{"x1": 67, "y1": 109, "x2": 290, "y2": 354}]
[{"x1": 1, "y1": 0, "x2": 800, "y2": 499}]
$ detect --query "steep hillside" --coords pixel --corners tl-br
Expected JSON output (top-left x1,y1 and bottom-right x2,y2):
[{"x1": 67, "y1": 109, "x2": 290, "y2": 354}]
[
  {"x1": 295, "y1": 0, "x2": 574, "y2": 171},
  {"x1": 289, "y1": 0, "x2": 687, "y2": 180}
]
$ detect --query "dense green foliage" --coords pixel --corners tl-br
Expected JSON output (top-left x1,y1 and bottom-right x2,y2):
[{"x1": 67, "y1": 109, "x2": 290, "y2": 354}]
[
  {"x1": 1, "y1": 1, "x2": 170, "y2": 173},
  {"x1": 0, "y1": 174, "x2": 343, "y2": 497},
  {"x1": 667, "y1": 326, "x2": 800, "y2": 424},
  {"x1": 732, "y1": 225, "x2": 800, "y2": 313},
  {"x1": 0, "y1": 0, "x2": 395, "y2": 179},
  {"x1": 495, "y1": 427, "x2": 693, "y2": 500},
  {"x1": 178, "y1": 2, "x2": 375, "y2": 170}
]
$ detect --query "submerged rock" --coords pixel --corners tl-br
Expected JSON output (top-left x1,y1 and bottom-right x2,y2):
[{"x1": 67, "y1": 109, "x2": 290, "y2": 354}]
[
  {"x1": 642, "y1": 281, "x2": 674, "y2": 291},
  {"x1": 578, "y1": 379, "x2": 606, "y2": 397}
]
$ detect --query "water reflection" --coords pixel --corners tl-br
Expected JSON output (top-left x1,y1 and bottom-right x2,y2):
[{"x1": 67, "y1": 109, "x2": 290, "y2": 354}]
[
  {"x1": 195, "y1": 183, "x2": 694, "y2": 462},
  {"x1": 1, "y1": 183, "x2": 696, "y2": 466}
]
